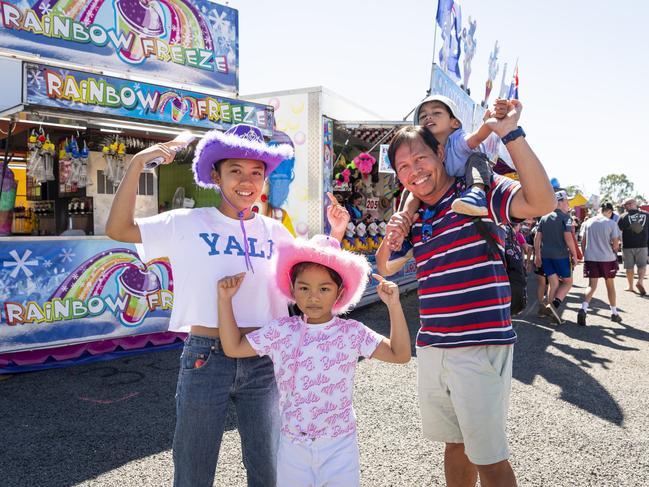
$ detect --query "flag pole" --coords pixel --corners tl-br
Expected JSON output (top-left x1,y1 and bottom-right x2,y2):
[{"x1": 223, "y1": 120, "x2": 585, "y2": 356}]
[{"x1": 427, "y1": 0, "x2": 439, "y2": 95}]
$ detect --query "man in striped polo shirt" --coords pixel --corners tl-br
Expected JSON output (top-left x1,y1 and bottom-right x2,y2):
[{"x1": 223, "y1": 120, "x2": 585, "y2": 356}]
[{"x1": 376, "y1": 100, "x2": 555, "y2": 487}]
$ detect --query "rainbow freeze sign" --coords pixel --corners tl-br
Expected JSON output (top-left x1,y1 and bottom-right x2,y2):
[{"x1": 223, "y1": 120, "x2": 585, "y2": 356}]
[
  {"x1": 26, "y1": 64, "x2": 273, "y2": 134},
  {"x1": 0, "y1": 240, "x2": 174, "y2": 353},
  {"x1": 0, "y1": 0, "x2": 239, "y2": 92}
]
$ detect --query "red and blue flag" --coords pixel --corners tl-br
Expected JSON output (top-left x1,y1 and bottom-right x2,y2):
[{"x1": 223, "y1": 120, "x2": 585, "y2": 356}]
[{"x1": 507, "y1": 64, "x2": 519, "y2": 100}]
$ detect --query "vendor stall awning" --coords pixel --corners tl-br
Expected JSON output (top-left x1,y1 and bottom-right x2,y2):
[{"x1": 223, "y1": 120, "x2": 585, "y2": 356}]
[{"x1": 569, "y1": 193, "x2": 588, "y2": 208}]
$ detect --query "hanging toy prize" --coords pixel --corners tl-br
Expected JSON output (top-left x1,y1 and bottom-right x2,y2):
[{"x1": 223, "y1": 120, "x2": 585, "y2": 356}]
[
  {"x1": 102, "y1": 136, "x2": 127, "y2": 188},
  {"x1": 27, "y1": 129, "x2": 56, "y2": 184}
]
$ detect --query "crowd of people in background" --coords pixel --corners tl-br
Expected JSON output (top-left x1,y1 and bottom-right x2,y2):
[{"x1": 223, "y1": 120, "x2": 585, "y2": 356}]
[{"x1": 511, "y1": 195, "x2": 648, "y2": 326}]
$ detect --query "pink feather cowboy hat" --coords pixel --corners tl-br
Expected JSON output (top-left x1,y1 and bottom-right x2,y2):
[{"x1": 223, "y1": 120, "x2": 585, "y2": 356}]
[
  {"x1": 276, "y1": 234, "x2": 372, "y2": 315},
  {"x1": 192, "y1": 124, "x2": 294, "y2": 189}
]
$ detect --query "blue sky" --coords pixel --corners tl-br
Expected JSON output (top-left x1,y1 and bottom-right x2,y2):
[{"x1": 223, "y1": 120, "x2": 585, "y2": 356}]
[{"x1": 231, "y1": 0, "x2": 648, "y2": 200}]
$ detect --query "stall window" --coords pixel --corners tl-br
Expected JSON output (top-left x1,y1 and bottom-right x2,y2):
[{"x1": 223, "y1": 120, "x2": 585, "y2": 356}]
[{"x1": 96, "y1": 170, "x2": 154, "y2": 196}]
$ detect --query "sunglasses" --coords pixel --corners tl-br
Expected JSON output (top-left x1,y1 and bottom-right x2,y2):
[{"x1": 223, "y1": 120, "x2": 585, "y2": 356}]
[{"x1": 420, "y1": 206, "x2": 439, "y2": 243}]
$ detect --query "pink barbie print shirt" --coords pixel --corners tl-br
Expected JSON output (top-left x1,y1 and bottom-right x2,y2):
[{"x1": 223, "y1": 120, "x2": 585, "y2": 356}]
[{"x1": 247, "y1": 315, "x2": 383, "y2": 440}]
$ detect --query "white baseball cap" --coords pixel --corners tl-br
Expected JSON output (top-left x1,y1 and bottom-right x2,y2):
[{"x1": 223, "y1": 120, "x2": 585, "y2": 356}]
[
  {"x1": 555, "y1": 190, "x2": 568, "y2": 201},
  {"x1": 414, "y1": 95, "x2": 463, "y2": 126}
]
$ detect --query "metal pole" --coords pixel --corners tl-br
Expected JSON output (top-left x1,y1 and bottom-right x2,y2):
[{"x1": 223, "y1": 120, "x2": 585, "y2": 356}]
[
  {"x1": 367, "y1": 128, "x2": 397, "y2": 154},
  {"x1": 428, "y1": 0, "x2": 440, "y2": 96},
  {"x1": 402, "y1": 92, "x2": 433, "y2": 123}
]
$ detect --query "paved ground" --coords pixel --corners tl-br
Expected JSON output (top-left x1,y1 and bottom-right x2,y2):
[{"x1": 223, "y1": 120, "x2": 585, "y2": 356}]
[{"x1": 1, "y1": 270, "x2": 648, "y2": 486}]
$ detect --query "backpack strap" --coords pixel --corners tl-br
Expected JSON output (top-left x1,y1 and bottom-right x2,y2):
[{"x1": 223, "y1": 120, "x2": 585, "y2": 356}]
[{"x1": 473, "y1": 217, "x2": 502, "y2": 263}]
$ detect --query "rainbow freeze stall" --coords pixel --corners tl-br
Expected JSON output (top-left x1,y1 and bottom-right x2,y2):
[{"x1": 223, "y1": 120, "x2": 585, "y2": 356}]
[
  {"x1": 0, "y1": 0, "x2": 282, "y2": 372},
  {"x1": 244, "y1": 87, "x2": 419, "y2": 308}
]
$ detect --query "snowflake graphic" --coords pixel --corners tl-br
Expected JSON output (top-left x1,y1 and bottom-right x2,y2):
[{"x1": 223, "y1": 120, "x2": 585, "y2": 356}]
[
  {"x1": 59, "y1": 248, "x2": 75, "y2": 263},
  {"x1": 43, "y1": 259, "x2": 53, "y2": 268},
  {"x1": 132, "y1": 83, "x2": 141, "y2": 91},
  {"x1": 3, "y1": 249, "x2": 39, "y2": 278},
  {"x1": 208, "y1": 11, "x2": 229, "y2": 34},
  {"x1": 27, "y1": 68, "x2": 43, "y2": 89},
  {"x1": 39, "y1": 3, "x2": 52, "y2": 15},
  {"x1": 217, "y1": 37, "x2": 230, "y2": 52}
]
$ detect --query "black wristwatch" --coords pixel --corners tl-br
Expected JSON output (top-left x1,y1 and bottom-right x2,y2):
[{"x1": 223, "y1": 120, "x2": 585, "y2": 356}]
[{"x1": 501, "y1": 126, "x2": 525, "y2": 145}]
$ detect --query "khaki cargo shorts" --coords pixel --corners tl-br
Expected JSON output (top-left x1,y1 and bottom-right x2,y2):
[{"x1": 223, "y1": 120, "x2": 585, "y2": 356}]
[
  {"x1": 417, "y1": 344, "x2": 513, "y2": 465},
  {"x1": 622, "y1": 247, "x2": 648, "y2": 269}
]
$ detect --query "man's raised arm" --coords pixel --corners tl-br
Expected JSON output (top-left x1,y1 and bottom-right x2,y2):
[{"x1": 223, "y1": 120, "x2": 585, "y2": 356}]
[{"x1": 486, "y1": 100, "x2": 556, "y2": 220}]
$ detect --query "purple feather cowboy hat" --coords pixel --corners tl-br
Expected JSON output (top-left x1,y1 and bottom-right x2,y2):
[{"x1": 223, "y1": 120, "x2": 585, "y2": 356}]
[
  {"x1": 275, "y1": 235, "x2": 372, "y2": 315},
  {"x1": 192, "y1": 124, "x2": 294, "y2": 188}
]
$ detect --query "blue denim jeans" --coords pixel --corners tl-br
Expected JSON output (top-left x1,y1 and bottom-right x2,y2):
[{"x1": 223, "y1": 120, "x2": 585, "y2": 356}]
[{"x1": 172, "y1": 335, "x2": 280, "y2": 487}]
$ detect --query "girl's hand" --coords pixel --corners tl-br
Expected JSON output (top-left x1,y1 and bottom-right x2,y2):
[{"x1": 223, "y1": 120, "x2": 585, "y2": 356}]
[
  {"x1": 326, "y1": 192, "x2": 350, "y2": 235},
  {"x1": 217, "y1": 273, "x2": 246, "y2": 300},
  {"x1": 373, "y1": 274, "x2": 400, "y2": 306},
  {"x1": 132, "y1": 138, "x2": 187, "y2": 168}
]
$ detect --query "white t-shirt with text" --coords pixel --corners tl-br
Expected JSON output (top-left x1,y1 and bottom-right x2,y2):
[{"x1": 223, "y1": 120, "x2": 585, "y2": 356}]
[{"x1": 135, "y1": 207, "x2": 293, "y2": 332}]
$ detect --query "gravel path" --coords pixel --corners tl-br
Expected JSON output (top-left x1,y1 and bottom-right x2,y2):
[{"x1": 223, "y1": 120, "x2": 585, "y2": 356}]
[{"x1": 1, "y1": 271, "x2": 648, "y2": 486}]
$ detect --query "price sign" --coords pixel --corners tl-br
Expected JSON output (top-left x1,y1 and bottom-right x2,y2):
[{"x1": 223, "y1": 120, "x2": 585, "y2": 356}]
[{"x1": 365, "y1": 197, "x2": 380, "y2": 211}]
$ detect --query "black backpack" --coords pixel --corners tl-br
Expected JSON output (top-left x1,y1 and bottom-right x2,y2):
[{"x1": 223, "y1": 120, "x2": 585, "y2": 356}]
[{"x1": 473, "y1": 219, "x2": 528, "y2": 316}]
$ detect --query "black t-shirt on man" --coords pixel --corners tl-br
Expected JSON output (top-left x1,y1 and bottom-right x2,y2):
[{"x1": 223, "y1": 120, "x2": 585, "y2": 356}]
[{"x1": 618, "y1": 210, "x2": 649, "y2": 248}]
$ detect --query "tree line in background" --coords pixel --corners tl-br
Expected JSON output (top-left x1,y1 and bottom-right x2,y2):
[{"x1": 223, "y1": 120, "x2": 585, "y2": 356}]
[
  {"x1": 598, "y1": 174, "x2": 646, "y2": 206},
  {"x1": 564, "y1": 174, "x2": 646, "y2": 207}
]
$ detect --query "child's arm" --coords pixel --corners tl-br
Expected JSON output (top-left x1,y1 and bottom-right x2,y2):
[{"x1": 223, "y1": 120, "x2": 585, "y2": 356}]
[
  {"x1": 384, "y1": 191, "x2": 421, "y2": 251},
  {"x1": 465, "y1": 98, "x2": 508, "y2": 149},
  {"x1": 399, "y1": 191, "x2": 421, "y2": 218},
  {"x1": 375, "y1": 212, "x2": 417, "y2": 276},
  {"x1": 368, "y1": 274, "x2": 411, "y2": 364},
  {"x1": 217, "y1": 273, "x2": 257, "y2": 358},
  {"x1": 326, "y1": 192, "x2": 350, "y2": 242}
]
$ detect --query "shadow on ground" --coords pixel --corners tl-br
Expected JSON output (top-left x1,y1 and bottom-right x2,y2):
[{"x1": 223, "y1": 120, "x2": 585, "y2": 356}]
[
  {"x1": 358, "y1": 281, "x2": 635, "y2": 427},
  {"x1": 0, "y1": 350, "x2": 239, "y2": 487},
  {"x1": 512, "y1": 276, "x2": 649, "y2": 427}
]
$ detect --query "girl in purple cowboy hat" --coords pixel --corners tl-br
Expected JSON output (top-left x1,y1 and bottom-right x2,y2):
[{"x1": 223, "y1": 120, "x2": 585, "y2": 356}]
[
  {"x1": 216, "y1": 234, "x2": 411, "y2": 487},
  {"x1": 106, "y1": 124, "x2": 350, "y2": 487}
]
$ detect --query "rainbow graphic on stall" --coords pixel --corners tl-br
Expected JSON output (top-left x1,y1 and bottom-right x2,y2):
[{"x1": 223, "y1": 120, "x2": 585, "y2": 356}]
[
  {"x1": 30, "y1": 0, "x2": 214, "y2": 65},
  {"x1": 158, "y1": 92, "x2": 187, "y2": 122},
  {"x1": 181, "y1": 96, "x2": 201, "y2": 119},
  {"x1": 49, "y1": 248, "x2": 173, "y2": 326}
]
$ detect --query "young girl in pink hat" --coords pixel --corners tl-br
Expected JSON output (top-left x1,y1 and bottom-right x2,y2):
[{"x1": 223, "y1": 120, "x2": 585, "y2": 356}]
[{"x1": 217, "y1": 234, "x2": 411, "y2": 487}]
